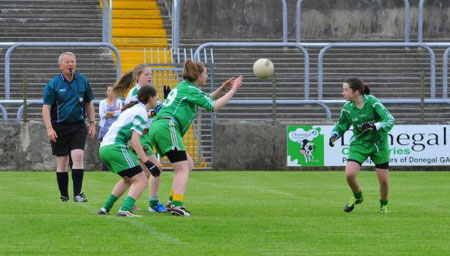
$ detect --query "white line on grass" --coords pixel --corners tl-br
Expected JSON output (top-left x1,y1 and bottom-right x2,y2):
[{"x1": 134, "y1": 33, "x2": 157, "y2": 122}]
[{"x1": 76, "y1": 203, "x2": 186, "y2": 245}]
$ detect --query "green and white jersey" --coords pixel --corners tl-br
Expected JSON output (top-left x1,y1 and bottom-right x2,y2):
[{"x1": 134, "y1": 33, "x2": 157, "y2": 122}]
[
  {"x1": 332, "y1": 94, "x2": 395, "y2": 147},
  {"x1": 156, "y1": 80, "x2": 215, "y2": 136},
  {"x1": 100, "y1": 102, "x2": 148, "y2": 147},
  {"x1": 124, "y1": 84, "x2": 141, "y2": 105}
]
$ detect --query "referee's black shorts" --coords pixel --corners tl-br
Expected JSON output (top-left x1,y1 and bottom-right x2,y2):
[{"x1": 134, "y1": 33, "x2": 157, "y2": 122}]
[{"x1": 50, "y1": 121, "x2": 87, "y2": 156}]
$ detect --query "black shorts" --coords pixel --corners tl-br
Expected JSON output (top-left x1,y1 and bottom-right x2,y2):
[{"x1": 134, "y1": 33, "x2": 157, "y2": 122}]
[
  {"x1": 118, "y1": 166, "x2": 143, "y2": 178},
  {"x1": 50, "y1": 121, "x2": 87, "y2": 156},
  {"x1": 166, "y1": 149, "x2": 187, "y2": 163}
]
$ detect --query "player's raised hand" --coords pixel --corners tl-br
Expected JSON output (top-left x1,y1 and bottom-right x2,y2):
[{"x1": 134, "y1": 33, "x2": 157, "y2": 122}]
[
  {"x1": 221, "y1": 77, "x2": 235, "y2": 91},
  {"x1": 163, "y1": 85, "x2": 171, "y2": 99},
  {"x1": 230, "y1": 76, "x2": 243, "y2": 91}
]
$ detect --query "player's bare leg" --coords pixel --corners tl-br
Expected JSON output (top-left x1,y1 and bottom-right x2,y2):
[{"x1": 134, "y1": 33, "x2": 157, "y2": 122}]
[
  {"x1": 117, "y1": 172, "x2": 148, "y2": 217},
  {"x1": 146, "y1": 155, "x2": 167, "y2": 212},
  {"x1": 168, "y1": 154, "x2": 193, "y2": 216},
  {"x1": 376, "y1": 168, "x2": 390, "y2": 213},
  {"x1": 345, "y1": 161, "x2": 361, "y2": 193},
  {"x1": 344, "y1": 160, "x2": 364, "y2": 212}
]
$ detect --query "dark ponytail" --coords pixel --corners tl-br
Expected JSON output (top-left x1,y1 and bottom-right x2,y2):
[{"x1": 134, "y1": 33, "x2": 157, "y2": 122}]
[
  {"x1": 346, "y1": 78, "x2": 370, "y2": 95},
  {"x1": 121, "y1": 86, "x2": 157, "y2": 112}
]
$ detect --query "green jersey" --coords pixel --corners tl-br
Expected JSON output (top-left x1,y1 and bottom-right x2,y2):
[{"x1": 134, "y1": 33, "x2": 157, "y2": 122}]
[
  {"x1": 332, "y1": 94, "x2": 395, "y2": 147},
  {"x1": 155, "y1": 80, "x2": 215, "y2": 136}
]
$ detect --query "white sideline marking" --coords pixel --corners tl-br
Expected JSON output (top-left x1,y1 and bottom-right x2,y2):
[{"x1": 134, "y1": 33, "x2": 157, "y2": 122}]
[{"x1": 77, "y1": 203, "x2": 185, "y2": 245}]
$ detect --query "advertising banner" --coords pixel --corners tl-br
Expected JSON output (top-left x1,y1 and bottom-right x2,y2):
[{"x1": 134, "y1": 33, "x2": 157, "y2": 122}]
[{"x1": 287, "y1": 125, "x2": 450, "y2": 167}]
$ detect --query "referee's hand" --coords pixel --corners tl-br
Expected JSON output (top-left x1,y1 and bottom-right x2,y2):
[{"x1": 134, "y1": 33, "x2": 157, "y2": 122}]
[
  {"x1": 47, "y1": 128, "x2": 58, "y2": 142},
  {"x1": 88, "y1": 124, "x2": 96, "y2": 140}
]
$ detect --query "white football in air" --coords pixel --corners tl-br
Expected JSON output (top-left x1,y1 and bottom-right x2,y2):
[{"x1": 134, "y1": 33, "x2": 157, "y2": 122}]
[{"x1": 253, "y1": 58, "x2": 274, "y2": 80}]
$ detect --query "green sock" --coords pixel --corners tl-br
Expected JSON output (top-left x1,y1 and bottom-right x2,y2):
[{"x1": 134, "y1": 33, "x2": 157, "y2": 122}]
[
  {"x1": 380, "y1": 199, "x2": 388, "y2": 206},
  {"x1": 169, "y1": 189, "x2": 174, "y2": 202},
  {"x1": 172, "y1": 200, "x2": 183, "y2": 207},
  {"x1": 149, "y1": 196, "x2": 159, "y2": 207},
  {"x1": 354, "y1": 191, "x2": 363, "y2": 200},
  {"x1": 103, "y1": 194, "x2": 118, "y2": 211},
  {"x1": 120, "y1": 196, "x2": 136, "y2": 212}
]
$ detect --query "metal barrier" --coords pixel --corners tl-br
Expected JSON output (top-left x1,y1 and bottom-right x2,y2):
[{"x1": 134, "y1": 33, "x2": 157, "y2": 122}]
[
  {"x1": 171, "y1": 48, "x2": 214, "y2": 64},
  {"x1": 4, "y1": 42, "x2": 121, "y2": 100},
  {"x1": 0, "y1": 104, "x2": 7, "y2": 121},
  {"x1": 0, "y1": 43, "x2": 16, "y2": 48},
  {"x1": 418, "y1": 0, "x2": 427, "y2": 43},
  {"x1": 296, "y1": 0, "x2": 411, "y2": 43},
  {"x1": 227, "y1": 98, "x2": 450, "y2": 121},
  {"x1": 442, "y1": 47, "x2": 450, "y2": 99},
  {"x1": 101, "y1": 0, "x2": 113, "y2": 43},
  {"x1": 2, "y1": 97, "x2": 449, "y2": 123},
  {"x1": 317, "y1": 42, "x2": 436, "y2": 100},
  {"x1": 228, "y1": 100, "x2": 332, "y2": 120},
  {"x1": 193, "y1": 42, "x2": 311, "y2": 99},
  {"x1": 172, "y1": 0, "x2": 288, "y2": 49}
]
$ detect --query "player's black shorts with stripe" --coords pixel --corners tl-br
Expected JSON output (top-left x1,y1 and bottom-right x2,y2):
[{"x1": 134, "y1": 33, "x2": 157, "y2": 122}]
[{"x1": 50, "y1": 121, "x2": 87, "y2": 156}]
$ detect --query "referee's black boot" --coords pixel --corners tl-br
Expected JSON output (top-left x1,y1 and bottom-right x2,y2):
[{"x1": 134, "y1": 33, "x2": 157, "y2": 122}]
[{"x1": 74, "y1": 192, "x2": 88, "y2": 202}]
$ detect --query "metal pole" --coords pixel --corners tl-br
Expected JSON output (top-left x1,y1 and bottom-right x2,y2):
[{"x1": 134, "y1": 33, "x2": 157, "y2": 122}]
[
  {"x1": 418, "y1": 0, "x2": 426, "y2": 43},
  {"x1": 296, "y1": 0, "x2": 303, "y2": 43},
  {"x1": 403, "y1": 0, "x2": 410, "y2": 43},
  {"x1": 272, "y1": 73, "x2": 277, "y2": 123},
  {"x1": 22, "y1": 71, "x2": 28, "y2": 123},
  {"x1": 281, "y1": 0, "x2": 287, "y2": 43},
  {"x1": 420, "y1": 71, "x2": 425, "y2": 122},
  {"x1": 443, "y1": 47, "x2": 450, "y2": 98}
]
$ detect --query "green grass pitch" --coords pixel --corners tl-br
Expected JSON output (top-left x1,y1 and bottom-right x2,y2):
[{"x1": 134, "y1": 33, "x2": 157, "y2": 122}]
[{"x1": 0, "y1": 171, "x2": 449, "y2": 255}]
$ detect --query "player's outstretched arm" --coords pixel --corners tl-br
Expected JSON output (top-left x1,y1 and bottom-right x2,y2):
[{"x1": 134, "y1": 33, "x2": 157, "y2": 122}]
[
  {"x1": 210, "y1": 77, "x2": 235, "y2": 99},
  {"x1": 213, "y1": 76, "x2": 243, "y2": 112}
]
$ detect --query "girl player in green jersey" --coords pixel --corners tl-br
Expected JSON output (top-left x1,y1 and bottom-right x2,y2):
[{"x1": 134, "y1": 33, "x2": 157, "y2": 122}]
[
  {"x1": 148, "y1": 60, "x2": 243, "y2": 216},
  {"x1": 97, "y1": 86, "x2": 161, "y2": 217},
  {"x1": 329, "y1": 78, "x2": 395, "y2": 214},
  {"x1": 113, "y1": 65, "x2": 168, "y2": 213}
]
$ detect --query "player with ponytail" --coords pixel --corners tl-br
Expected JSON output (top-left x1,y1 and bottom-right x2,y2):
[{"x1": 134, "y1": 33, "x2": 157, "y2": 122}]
[
  {"x1": 97, "y1": 86, "x2": 161, "y2": 217},
  {"x1": 329, "y1": 78, "x2": 395, "y2": 214},
  {"x1": 147, "y1": 60, "x2": 243, "y2": 216}
]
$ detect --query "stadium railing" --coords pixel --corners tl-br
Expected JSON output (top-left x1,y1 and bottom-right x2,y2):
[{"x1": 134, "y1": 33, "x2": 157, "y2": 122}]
[
  {"x1": 442, "y1": 47, "x2": 450, "y2": 98},
  {"x1": 317, "y1": 42, "x2": 437, "y2": 100},
  {"x1": 296, "y1": 0, "x2": 411, "y2": 43},
  {"x1": 171, "y1": 0, "x2": 288, "y2": 49},
  {"x1": 193, "y1": 42, "x2": 310, "y2": 99},
  {"x1": 3, "y1": 42, "x2": 121, "y2": 100},
  {"x1": 100, "y1": 0, "x2": 113, "y2": 44},
  {"x1": 0, "y1": 104, "x2": 7, "y2": 121}
]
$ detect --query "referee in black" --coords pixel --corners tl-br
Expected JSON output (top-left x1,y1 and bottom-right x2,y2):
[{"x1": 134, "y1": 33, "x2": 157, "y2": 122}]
[{"x1": 42, "y1": 52, "x2": 96, "y2": 202}]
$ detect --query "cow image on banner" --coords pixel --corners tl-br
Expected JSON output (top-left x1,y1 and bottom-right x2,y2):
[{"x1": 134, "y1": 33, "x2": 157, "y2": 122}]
[{"x1": 287, "y1": 126, "x2": 324, "y2": 166}]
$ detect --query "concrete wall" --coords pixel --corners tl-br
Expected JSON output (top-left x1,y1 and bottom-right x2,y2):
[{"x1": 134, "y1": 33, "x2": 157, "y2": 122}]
[
  {"x1": 213, "y1": 120, "x2": 287, "y2": 170},
  {"x1": 0, "y1": 121, "x2": 100, "y2": 171},
  {"x1": 175, "y1": 0, "x2": 450, "y2": 40}
]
